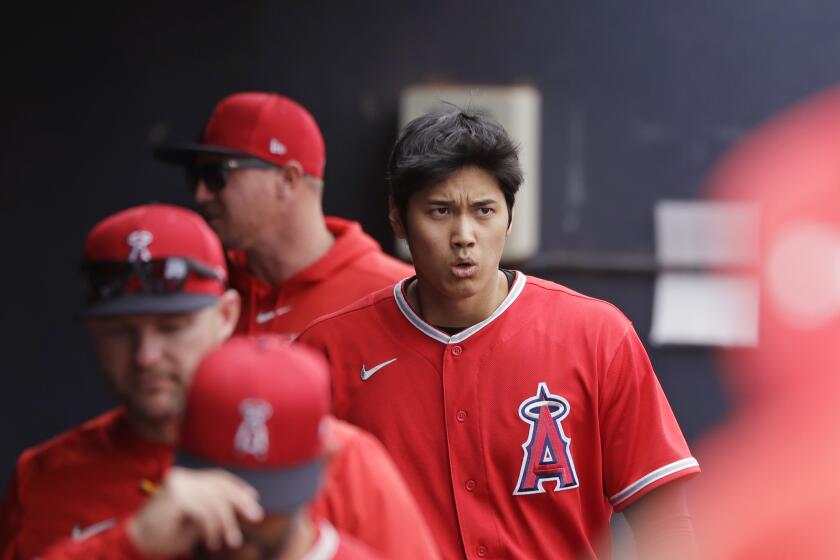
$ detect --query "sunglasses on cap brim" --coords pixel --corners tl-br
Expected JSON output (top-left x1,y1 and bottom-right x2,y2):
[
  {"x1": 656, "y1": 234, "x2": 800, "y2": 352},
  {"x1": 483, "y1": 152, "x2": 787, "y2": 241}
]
[
  {"x1": 82, "y1": 257, "x2": 225, "y2": 303},
  {"x1": 186, "y1": 158, "x2": 277, "y2": 193}
]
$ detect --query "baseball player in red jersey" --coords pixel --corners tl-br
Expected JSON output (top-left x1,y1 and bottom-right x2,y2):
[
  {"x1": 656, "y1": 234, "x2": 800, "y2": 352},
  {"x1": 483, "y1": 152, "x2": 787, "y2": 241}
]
[
  {"x1": 125, "y1": 336, "x2": 382, "y2": 559},
  {"x1": 154, "y1": 92, "x2": 413, "y2": 338},
  {"x1": 0, "y1": 205, "x2": 437, "y2": 560},
  {"x1": 299, "y1": 111, "x2": 700, "y2": 559}
]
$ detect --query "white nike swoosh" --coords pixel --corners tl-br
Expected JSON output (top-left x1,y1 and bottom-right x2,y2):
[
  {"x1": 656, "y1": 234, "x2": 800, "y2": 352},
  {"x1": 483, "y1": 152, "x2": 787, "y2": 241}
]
[
  {"x1": 255, "y1": 306, "x2": 292, "y2": 324},
  {"x1": 71, "y1": 518, "x2": 117, "y2": 541},
  {"x1": 361, "y1": 358, "x2": 398, "y2": 381}
]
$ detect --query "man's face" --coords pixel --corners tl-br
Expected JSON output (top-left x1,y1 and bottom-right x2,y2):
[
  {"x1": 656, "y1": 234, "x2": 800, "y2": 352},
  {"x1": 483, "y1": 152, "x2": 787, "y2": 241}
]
[
  {"x1": 192, "y1": 157, "x2": 279, "y2": 250},
  {"x1": 87, "y1": 305, "x2": 230, "y2": 424},
  {"x1": 394, "y1": 165, "x2": 511, "y2": 302}
]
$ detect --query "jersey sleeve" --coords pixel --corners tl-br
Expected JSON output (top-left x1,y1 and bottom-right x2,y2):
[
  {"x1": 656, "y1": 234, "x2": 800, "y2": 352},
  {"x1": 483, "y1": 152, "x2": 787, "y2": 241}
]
[
  {"x1": 599, "y1": 324, "x2": 700, "y2": 511},
  {"x1": 309, "y1": 421, "x2": 440, "y2": 560}
]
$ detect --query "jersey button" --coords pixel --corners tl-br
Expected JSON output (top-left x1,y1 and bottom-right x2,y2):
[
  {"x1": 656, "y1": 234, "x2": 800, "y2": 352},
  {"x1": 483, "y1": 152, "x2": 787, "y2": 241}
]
[
  {"x1": 451, "y1": 345, "x2": 463, "y2": 356},
  {"x1": 465, "y1": 479, "x2": 476, "y2": 492},
  {"x1": 477, "y1": 545, "x2": 488, "y2": 557},
  {"x1": 456, "y1": 410, "x2": 467, "y2": 422}
]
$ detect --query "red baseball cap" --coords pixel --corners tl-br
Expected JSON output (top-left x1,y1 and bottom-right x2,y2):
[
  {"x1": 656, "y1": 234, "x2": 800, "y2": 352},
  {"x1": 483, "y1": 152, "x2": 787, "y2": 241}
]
[
  {"x1": 155, "y1": 92, "x2": 326, "y2": 178},
  {"x1": 176, "y1": 336, "x2": 331, "y2": 513},
  {"x1": 82, "y1": 204, "x2": 227, "y2": 318}
]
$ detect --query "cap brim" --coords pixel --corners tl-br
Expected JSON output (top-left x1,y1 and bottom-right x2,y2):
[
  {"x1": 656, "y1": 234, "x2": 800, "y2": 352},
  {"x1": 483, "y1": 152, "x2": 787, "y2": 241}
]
[
  {"x1": 153, "y1": 143, "x2": 255, "y2": 166},
  {"x1": 176, "y1": 452, "x2": 324, "y2": 513},
  {"x1": 82, "y1": 293, "x2": 219, "y2": 318}
]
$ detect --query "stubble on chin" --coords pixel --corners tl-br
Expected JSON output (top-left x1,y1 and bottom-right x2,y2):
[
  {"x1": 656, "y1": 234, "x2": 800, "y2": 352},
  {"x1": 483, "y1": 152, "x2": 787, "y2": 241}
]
[{"x1": 124, "y1": 388, "x2": 185, "y2": 426}]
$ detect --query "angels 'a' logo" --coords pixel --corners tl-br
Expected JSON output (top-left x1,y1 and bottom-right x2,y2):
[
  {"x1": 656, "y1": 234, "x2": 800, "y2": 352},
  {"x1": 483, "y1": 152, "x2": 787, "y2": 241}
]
[{"x1": 514, "y1": 382, "x2": 579, "y2": 495}]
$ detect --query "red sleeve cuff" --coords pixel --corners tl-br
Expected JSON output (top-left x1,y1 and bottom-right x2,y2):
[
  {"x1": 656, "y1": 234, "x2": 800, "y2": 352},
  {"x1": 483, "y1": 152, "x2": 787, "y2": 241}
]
[{"x1": 611, "y1": 458, "x2": 701, "y2": 511}]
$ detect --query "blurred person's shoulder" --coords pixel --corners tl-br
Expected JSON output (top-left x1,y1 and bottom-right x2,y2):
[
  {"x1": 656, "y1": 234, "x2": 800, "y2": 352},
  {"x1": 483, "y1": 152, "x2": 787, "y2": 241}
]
[
  {"x1": 16, "y1": 408, "x2": 135, "y2": 492},
  {"x1": 323, "y1": 217, "x2": 413, "y2": 288},
  {"x1": 299, "y1": 284, "x2": 398, "y2": 341},
  {"x1": 15, "y1": 409, "x2": 127, "y2": 475}
]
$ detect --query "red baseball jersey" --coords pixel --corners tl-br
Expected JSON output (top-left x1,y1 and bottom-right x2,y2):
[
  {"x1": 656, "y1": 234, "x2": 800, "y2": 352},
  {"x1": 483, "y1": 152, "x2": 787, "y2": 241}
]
[
  {"x1": 299, "y1": 272, "x2": 700, "y2": 559},
  {"x1": 0, "y1": 409, "x2": 438, "y2": 560},
  {"x1": 230, "y1": 217, "x2": 413, "y2": 338},
  {"x1": 36, "y1": 523, "x2": 148, "y2": 560},
  {"x1": 33, "y1": 520, "x2": 384, "y2": 560}
]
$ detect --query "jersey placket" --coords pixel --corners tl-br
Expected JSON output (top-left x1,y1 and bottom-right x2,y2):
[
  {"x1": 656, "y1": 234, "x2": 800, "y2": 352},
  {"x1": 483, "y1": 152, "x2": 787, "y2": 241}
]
[{"x1": 441, "y1": 339, "x2": 500, "y2": 559}]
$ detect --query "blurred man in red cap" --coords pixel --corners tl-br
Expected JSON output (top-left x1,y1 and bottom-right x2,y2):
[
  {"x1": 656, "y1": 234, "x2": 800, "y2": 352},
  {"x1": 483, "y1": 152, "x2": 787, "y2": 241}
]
[
  {"x1": 155, "y1": 92, "x2": 412, "y2": 339},
  {"x1": 0, "y1": 204, "x2": 437, "y2": 559},
  {"x1": 690, "y1": 84, "x2": 840, "y2": 559},
  {"x1": 127, "y1": 336, "x2": 382, "y2": 559}
]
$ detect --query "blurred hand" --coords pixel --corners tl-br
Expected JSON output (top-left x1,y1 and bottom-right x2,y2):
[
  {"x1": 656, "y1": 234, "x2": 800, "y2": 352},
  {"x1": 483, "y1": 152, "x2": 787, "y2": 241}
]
[{"x1": 128, "y1": 467, "x2": 264, "y2": 557}]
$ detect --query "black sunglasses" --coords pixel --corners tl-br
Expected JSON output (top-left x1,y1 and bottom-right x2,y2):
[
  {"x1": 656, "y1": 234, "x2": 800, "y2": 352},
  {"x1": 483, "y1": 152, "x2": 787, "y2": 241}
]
[
  {"x1": 186, "y1": 159, "x2": 277, "y2": 193},
  {"x1": 82, "y1": 257, "x2": 224, "y2": 303}
]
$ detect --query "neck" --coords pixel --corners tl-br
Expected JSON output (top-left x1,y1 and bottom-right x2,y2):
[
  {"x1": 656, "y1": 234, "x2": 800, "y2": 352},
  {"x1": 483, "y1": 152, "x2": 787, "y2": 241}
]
[
  {"x1": 246, "y1": 207, "x2": 334, "y2": 286},
  {"x1": 125, "y1": 413, "x2": 179, "y2": 446},
  {"x1": 411, "y1": 269, "x2": 510, "y2": 328}
]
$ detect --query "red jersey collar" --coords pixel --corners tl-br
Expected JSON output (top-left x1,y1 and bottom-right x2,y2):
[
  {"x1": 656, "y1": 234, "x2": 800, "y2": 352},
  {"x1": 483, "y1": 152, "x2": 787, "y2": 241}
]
[
  {"x1": 393, "y1": 271, "x2": 526, "y2": 344},
  {"x1": 229, "y1": 217, "x2": 383, "y2": 292}
]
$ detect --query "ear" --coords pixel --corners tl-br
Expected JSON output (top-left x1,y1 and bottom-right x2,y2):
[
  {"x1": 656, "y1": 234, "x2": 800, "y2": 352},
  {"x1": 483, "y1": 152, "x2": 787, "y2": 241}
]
[
  {"x1": 388, "y1": 195, "x2": 407, "y2": 240},
  {"x1": 283, "y1": 161, "x2": 304, "y2": 182},
  {"x1": 506, "y1": 206, "x2": 515, "y2": 236},
  {"x1": 274, "y1": 161, "x2": 304, "y2": 198},
  {"x1": 215, "y1": 289, "x2": 241, "y2": 341}
]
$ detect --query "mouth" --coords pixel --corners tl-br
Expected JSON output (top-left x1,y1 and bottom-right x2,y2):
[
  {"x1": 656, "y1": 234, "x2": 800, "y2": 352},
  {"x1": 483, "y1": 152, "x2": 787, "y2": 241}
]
[
  {"x1": 134, "y1": 373, "x2": 177, "y2": 393},
  {"x1": 451, "y1": 258, "x2": 478, "y2": 279}
]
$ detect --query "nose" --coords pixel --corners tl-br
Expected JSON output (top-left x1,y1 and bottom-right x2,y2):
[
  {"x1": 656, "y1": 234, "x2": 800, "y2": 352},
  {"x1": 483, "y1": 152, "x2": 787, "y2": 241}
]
[
  {"x1": 193, "y1": 180, "x2": 215, "y2": 205},
  {"x1": 451, "y1": 215, "x2": 476, "y2": 249},
  {"x1": 133, "y1": 328, "x2": 165, "y2": 370}
]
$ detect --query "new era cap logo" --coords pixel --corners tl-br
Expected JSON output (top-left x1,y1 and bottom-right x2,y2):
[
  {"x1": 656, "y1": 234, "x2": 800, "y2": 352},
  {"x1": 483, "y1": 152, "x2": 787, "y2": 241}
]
[
  {"x1": 127, "y1": 230, "x2": 153, "y2": 263},
  {"x1": 234, "y1": 398, "x2": 273, "y2": 460},
  {"x1": 269, "y1": 138, "x2": 287, "y2": 155}
]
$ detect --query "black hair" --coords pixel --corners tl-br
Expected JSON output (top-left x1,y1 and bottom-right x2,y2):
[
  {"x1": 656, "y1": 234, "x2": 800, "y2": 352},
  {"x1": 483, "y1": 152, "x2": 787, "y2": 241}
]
[{"x1": 386, "y1": 109, "x2": 523, "y2": 227}]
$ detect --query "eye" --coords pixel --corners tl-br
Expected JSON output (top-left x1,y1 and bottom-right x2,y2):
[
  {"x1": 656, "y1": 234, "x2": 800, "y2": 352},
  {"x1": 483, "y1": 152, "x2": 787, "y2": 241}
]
[
  {"x1": 158, "y1": 323, "x2": 183, "y2": 334},
  {"x1": 157, "y1": 316, "x2": 193, "y2": 334},
  {"x1": 430, "y1": 207, "x2": 449, "y2": 216},
  {"x1": 477, "y1": 207, "x2": 495, "y2": 216}
]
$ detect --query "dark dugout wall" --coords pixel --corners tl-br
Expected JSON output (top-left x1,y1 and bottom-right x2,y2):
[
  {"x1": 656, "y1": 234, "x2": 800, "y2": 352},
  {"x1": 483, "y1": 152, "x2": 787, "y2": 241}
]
[{"x1": 3, "y1": 0, "x2": 840, "y2": 490}]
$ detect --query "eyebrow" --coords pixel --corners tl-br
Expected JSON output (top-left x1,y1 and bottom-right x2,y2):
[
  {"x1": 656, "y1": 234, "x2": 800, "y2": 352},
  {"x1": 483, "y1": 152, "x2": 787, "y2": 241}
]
[{"x1": 425, "y1": 198, "x2": 500, "y2": 206}]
